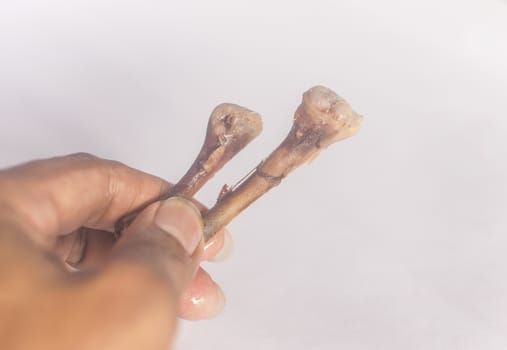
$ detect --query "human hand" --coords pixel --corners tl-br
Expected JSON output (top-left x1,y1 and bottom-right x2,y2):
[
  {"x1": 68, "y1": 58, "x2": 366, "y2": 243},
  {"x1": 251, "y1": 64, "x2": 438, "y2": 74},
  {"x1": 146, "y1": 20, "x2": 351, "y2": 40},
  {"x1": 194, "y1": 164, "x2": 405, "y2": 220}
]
[{"x1": 0, "y1": 153, "x2": 232, "y2": 350}]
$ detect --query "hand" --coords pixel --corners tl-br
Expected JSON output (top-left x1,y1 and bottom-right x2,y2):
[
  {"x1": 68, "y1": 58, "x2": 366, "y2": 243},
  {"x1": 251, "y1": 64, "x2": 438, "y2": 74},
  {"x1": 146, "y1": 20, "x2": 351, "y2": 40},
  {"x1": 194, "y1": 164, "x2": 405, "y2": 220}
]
[{"x1": 0, "y1": 153, "x2": 232, "y2": 350}]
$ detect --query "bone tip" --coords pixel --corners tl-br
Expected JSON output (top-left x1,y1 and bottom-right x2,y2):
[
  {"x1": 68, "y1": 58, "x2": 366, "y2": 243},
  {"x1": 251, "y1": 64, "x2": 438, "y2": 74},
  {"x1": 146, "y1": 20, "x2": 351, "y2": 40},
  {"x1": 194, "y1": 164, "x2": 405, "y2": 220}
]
[
  {"x1": 300, "y1": 85, "x2": 363, "y2": 143},
  {"x1": 303, "y1": 85, "x2": 341, "y2": 110},
  {"x1": 209, "y1": 103, "x2": 263, "y2": 139}
]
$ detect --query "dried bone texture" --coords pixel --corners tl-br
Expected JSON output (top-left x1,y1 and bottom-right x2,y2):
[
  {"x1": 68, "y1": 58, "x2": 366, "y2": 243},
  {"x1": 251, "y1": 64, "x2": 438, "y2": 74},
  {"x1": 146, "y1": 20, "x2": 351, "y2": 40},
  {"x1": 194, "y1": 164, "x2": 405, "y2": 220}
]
[
  {"x1": 115, "y1": 104, "x2": 262, "y2": 234},
  {"x1": 203, "y1": 86, "x2": 362, "y2": 240}
]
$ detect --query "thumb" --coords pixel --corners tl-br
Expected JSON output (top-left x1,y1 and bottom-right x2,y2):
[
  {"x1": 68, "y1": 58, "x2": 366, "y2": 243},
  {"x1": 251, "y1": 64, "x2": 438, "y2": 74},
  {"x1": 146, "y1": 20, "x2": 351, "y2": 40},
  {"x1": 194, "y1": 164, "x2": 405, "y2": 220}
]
[
  {"x1": 82, "y1": 197, "x2": 204, "y2": 349},
  {"x1": 109, "y1": 196, "x2": 204, "y2": 295}
]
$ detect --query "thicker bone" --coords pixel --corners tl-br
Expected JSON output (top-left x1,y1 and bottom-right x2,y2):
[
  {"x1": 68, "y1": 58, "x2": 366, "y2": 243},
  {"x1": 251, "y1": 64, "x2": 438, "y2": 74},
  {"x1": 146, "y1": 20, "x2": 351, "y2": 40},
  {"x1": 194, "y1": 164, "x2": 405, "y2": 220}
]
[{"x1": 202, "y1": 86, "x2": 362, "y2": 240}]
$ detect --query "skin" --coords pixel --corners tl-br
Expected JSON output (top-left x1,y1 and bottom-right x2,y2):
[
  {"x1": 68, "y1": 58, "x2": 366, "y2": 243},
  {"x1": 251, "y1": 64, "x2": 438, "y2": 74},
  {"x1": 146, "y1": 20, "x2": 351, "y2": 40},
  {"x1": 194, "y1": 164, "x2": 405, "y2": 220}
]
[{"x1": 0, "y1": 153, "x2": 232, "y2": 350}]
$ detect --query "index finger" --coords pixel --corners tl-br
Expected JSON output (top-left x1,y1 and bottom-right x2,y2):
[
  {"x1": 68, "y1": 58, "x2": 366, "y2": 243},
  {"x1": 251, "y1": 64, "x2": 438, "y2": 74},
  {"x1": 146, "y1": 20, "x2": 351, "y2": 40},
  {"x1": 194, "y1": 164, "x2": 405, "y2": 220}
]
[{"x1": 0, "y1": 153, "x2": 171, "y2": 243}]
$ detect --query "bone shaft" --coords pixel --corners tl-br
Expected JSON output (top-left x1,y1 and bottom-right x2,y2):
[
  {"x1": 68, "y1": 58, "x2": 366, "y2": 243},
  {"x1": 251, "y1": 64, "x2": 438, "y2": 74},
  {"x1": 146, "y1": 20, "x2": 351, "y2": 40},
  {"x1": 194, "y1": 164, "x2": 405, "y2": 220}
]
[
  {"x1": 115, "y1": 146, "x2": 217, "y2": 233},
  {"x1": 114, "y1": 143, "x2": 218, "y2": 233},
  {"x1": 169, "y1": 151, "x2": 213, "y2": 199},
  {"x1": 203, "y1": 141, "x2": 297, "y2": 240},
  {"x1": 203, "y1": 170, "x2": 273, "y2": 240}
]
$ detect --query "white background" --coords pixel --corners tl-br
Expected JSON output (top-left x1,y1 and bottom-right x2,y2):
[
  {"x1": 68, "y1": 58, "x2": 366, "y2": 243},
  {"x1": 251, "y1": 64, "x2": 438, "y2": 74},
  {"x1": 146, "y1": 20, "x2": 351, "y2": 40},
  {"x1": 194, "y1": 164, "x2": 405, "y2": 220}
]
[{"x1": 1, "y1": 1, "x2": 507, "y2": 349}]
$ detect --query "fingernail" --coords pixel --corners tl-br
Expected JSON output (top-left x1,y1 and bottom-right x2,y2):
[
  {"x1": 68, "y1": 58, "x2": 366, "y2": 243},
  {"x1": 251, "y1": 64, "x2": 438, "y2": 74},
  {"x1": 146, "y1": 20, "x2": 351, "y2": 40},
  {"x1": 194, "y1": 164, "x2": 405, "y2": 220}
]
[
  {"x1": 209, "y1": 229, "x2": 233, "y2": 262},
  {"x1": 154, "y1": 197, "x2": 203, "y2": 255}
]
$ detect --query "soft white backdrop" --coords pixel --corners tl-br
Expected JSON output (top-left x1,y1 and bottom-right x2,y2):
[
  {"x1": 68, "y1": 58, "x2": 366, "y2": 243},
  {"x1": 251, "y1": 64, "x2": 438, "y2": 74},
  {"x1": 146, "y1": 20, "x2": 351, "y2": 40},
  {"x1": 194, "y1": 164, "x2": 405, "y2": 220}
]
[{"x1": 1, "y1": 1, "x2": 507, "y2": 349}]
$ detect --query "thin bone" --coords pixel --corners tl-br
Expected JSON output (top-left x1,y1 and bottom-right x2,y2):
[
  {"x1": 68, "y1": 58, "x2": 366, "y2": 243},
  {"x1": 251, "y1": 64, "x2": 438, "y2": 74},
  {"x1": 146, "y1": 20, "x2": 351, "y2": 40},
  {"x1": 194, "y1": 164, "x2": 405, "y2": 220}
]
[
  {"x1": 114, "y1": 104, "x2": 262, "y2": 234},
  {"x1": 203, "y1": 86, "x2": 362, "y2": 240}
]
